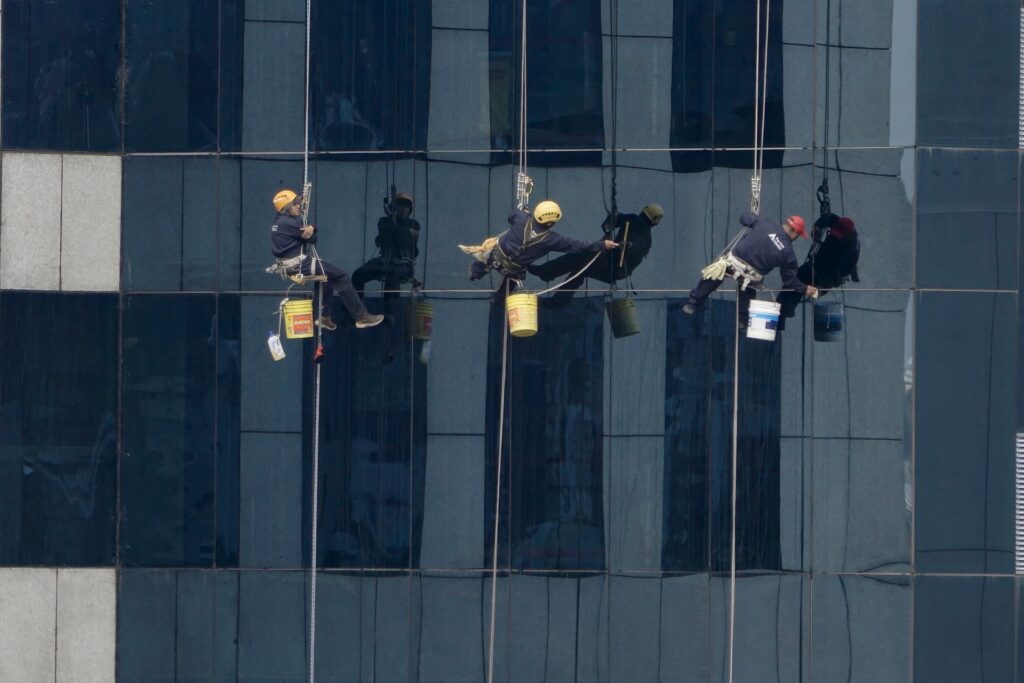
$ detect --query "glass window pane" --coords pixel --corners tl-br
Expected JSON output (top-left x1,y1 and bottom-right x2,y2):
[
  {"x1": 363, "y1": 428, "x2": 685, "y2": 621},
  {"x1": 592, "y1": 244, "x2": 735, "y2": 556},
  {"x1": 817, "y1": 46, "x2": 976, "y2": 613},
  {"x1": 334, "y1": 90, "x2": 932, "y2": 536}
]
[
  {"x1": 1, "y1": 0, "x2": 121, "y2": 151},
  {"x1": 0, "y1": 292, "x2": 117, "y2": 565}
]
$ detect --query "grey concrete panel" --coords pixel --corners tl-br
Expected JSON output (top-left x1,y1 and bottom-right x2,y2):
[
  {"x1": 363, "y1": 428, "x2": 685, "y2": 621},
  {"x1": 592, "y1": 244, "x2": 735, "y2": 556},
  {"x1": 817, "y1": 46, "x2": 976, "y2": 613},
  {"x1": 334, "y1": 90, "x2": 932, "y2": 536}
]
[
  {"x1": 421, "y1": 435, "x2": 485, "y2": 569},
  {"x1": 427, "y1": 29, "x2": 491, "y2": 151},
  {"x1": 1, "y1": 153, "x2": 62, "y2": 290},
  {"x1": 239, "y1": 432, "x2": 303, "y2": 567},
  {"x1": 239, "y1": 295, "x2": 303, "y2": 432},
  {"x1": 418, "y1": 574, "x2": 485, "y2": 681},
  {"x1": 242, "y1": 22, "x2": 305, "y2": 151},
  {"x1": 813, "y1": 575, "x2": 910, "y2": 683},
  {"x1": 60, "y1": 156, "x2": 121, "y2": 292},
  {"x1": 783, "y1": 44, "x2": 815, "y2": 149},
  {"x1": 608, "y1": 575, "x2": 662, "y2": 682},
  {"x1": 604, "y1": 299, "x2": 666, "y2": 435},
  {"x1": 424, "y1": 160, "x2": 491, "y2": 290},
  {"x1": 813, "y1": 439, "x2": 911, "y2": 572},
  {"x1": 425, "y1": 300, "x2": 489, "y2": 434},
  {"x1": 239, "y1": 158, "x2": 305, "y2": 290},
  {"x1": 0, "y1": 568, "x2": 57, "y2": 682},
  {"x1": 784, "y1": 0, "x2": 816, "y2": 44},
  {"x1": 237, "y1": 572, "x2": 307, "y2": 680},
  {"x1": 55, "y1": 569, "x2": 115, "y2": 683},
  {"x1": 433, "y1": 0, "x2": 488, "y2": 30},
  {"x1": 245, "y1": 0, "x2": 305, "y2": 22},
  {"x1": 605, "y1": 436, "x2": 663, "y2": 572},
  {"x1": 710, "y1": 574, "x2": 806, "y2": 683},
  {"x1": 608, "y1": 37, "x2": 674, "y2": 154},
  {"x1": 816, "y1": 47, "x2": 893, "y2": 148},
  {"x1": 812, "y1": 292, "x2": 909, "y2": 440},
  {"x1": 817, "y1": 0, "x2": 893, "y2": 49},
  {"x1": 659, "y1": 575, "x2": 711, "y2": 682}
]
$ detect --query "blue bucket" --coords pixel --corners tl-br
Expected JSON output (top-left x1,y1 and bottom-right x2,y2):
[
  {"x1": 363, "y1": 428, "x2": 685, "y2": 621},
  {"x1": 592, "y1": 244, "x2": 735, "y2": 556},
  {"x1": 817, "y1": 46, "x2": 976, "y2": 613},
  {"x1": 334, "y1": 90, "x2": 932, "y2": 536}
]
[{"x1": 814, "y1": 301, "x2": 844, "y2": 342}]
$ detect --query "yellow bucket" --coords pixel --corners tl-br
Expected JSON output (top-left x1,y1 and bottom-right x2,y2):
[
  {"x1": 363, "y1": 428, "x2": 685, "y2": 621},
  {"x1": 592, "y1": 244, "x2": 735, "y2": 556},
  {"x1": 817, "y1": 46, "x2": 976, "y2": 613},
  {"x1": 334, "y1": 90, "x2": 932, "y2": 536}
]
[
  {"x1": 506, "y1": 293, "x2": 538, "y2": 337},
  {"x1": 283, "y1": 298, "x2": 314, "y2": 339},
  {"x1": 607, "y1": 296, "x2": 641, "y2": 338},
  {"x1": 410, "y1": 301, "x2": 434, "y2": 340}
]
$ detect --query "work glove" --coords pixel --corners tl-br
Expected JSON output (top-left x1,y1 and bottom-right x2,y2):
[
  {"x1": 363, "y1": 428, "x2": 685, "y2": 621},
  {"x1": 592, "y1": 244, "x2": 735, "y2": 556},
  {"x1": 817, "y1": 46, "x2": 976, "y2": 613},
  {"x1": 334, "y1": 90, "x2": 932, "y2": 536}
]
[{"x1": 700, "y1": 258, "x2": 729, "y2": 281}]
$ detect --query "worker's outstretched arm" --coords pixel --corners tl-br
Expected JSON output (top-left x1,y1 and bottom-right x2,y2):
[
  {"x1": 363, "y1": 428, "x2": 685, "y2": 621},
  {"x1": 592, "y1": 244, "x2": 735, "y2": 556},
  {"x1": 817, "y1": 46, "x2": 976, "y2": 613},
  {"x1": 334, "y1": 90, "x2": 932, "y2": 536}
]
[{"x1": 779, "y1": 252, "x2": 808, "y2": 296}]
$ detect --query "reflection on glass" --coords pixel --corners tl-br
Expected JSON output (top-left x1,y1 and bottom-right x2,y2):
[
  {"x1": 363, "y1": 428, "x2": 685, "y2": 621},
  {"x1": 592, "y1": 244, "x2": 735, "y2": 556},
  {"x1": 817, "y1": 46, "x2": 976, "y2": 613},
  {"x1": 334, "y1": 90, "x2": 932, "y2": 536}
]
[
  {"x1": 313, "y1": 300, "x2": 426, "y2": 568},
  {"x1": 489, "y1": 0, "x2": 603, "y2": 162},
  {"x1": 0, "y1": 292, "x2": 117, "y2": 565},
  {"x1": 353, "y1": 190, "x2": 422, "y2": 298},
  {"x1": 664, "y1": 299, "x2": 781, "y2": 571},
  {"x1": 2, "y1": 0, "x2": 121, "y2": 151},
  {"x1": 310, "y1": 0, "x2": 430, "y2": 151},
  {"x1": 486, "y1": 299, "x2": 605, "y2": 569}
]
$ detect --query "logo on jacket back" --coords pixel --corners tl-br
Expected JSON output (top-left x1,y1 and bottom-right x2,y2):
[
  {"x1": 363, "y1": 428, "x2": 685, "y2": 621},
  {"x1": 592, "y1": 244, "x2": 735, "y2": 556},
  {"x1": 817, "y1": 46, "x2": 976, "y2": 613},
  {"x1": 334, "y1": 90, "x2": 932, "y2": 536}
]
[
  {"x1": 768, "y1": 233, "x2": 784, "y2": 250},
  {"x1": 272, "y1": 224, "x2": 278, "y2": 232}
]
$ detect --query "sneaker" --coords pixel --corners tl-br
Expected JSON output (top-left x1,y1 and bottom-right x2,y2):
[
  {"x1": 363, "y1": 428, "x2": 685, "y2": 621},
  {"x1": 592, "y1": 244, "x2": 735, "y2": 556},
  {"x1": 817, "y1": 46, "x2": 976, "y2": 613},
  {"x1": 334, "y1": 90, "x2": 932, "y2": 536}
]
[
  {"x1": 317, "y1": 315, "x2": 338, "y2": 331},
  {"x1": 682, "y1": 302, "x2": 697, "y2": 315},
  {"x1": 355, "y1": 313, "x2": 385, "y2": 329}
]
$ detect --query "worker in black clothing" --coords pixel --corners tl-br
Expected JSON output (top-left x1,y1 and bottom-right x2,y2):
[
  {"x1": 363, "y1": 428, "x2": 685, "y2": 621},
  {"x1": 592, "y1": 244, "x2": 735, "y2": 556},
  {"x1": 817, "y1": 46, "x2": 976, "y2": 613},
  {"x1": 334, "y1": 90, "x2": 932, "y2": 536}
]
[
  {"x1": 270, "y1": 188, "x2": 384, "y2": 330},
  {"x1": 353, "y1": 192, "x2": 421, "y2": 298},
  {"x1": 460, "y1": 200, "x2": 618, "y2": 293},
  {"x1": 683, "y1": 211, "x2": 818, "y2": 321},
  {"x1": 529, "y1": 203, "x2": 663, "y2": 305},
  {"x1": 777, "y1": 214, "x2": 860, "y2": 326}
]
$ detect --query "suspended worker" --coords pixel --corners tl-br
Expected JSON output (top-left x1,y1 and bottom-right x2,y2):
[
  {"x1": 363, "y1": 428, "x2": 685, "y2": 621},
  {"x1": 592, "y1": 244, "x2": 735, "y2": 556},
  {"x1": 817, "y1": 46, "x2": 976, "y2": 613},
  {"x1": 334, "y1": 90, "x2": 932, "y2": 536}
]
[
  {"x1": 529, "y1": 203, "x2": 664, "y2": 305},
  {"x1": 460, "y1": 200, "x2": 618, "y2": 293},
  {"x1": 270, "y1": 189, "x2": 384, "y2": 330},
  {"x1": 353, "y1": 192, "x2": 421, "y2": 299},
  {"x1": 777, "y1": 214, "x2": 860, "y2": 327},
  {"x1": 683, "y1": 211, "x2": 818, "y2": 322}
]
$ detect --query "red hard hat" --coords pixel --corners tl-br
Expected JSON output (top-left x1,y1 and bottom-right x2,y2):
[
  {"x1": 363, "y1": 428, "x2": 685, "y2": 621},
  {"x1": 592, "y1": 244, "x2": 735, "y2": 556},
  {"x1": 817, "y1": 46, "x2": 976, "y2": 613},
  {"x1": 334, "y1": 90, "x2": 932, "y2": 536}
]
[
  {"x1": 787, "y1": 215, "x2": 807, "y2": 238},
  {"x1": 834, "y1": 217, "x2": 855, "y2": 235}
]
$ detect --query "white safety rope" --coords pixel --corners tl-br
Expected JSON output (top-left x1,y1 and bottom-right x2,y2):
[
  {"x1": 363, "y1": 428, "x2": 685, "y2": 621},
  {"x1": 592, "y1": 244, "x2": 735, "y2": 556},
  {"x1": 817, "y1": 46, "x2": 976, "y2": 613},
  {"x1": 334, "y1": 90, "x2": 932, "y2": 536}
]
[
  {"x1": 488, "y1": 2, "x2": 529, "y2": 681},
  {"x1": 750, "y1": 0, "x2": 772, "y2": 214},
  {"x1": 301, "y1": 0, "x2": 321, "y2": 681}
]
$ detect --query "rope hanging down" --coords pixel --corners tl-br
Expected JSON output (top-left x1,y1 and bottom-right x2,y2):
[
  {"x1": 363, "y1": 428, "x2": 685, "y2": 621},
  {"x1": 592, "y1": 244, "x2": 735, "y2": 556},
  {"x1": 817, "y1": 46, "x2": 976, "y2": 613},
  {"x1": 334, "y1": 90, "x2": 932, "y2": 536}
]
[
  {"x1": 749, "y1": 0, "x2": 772, "y2": 214},
  {"x1": 488, "y1": 2, "x2": 529, "y2": 681}
]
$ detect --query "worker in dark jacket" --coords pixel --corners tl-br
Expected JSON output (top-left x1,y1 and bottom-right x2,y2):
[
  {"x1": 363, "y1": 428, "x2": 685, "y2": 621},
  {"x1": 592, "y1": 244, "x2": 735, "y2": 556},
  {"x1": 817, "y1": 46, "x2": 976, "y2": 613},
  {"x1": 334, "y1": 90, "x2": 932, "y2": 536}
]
[
  {"x1": 529, "y1": 203, "x2": 663, "y2": 305},
  {"x1": 353, "y1": 192, "x2": 421, "y2": 298},
  {"x1": 777, "y1": 214, "x2": 860, "y2": 326},
  {"x1": 460, "y1": 200, "x2": 618, "y2": 290},
  {"x1": 683, "y1": 211, "x2": 818, "y2": 321},
  {"x1": 270, "y1": 188, "x2": 384, "y2": 330}
]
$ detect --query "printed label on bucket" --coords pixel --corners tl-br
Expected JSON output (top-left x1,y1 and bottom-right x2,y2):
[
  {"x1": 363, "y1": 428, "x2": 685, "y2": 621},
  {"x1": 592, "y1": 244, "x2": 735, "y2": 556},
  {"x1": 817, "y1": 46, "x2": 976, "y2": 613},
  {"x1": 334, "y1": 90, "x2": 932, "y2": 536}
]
[{"x1": 749, "y1": 312, "x2": 778, "y2": 330}]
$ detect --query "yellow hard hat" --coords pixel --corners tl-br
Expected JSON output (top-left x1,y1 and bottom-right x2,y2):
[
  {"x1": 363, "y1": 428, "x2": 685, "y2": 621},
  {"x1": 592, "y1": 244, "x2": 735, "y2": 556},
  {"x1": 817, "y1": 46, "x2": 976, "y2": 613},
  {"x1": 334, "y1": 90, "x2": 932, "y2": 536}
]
[
  {"x1": 533, "y1": 200, "x2": 562, "y2": 225},
  {"x1": 273, "y1": 189, "x2": 298, "y2": 212},
  {"x1": 642, "y1": 203, "x2": 664, "y2": 224}
]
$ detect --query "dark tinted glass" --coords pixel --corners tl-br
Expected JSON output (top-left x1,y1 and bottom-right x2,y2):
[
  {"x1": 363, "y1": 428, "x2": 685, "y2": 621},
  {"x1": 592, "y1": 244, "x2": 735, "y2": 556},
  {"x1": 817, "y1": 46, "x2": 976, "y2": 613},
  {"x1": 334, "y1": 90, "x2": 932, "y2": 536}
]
[
  {"x1": 916, "y1": 149, "x2": 1018, "y2": 290},
  {"x1": 489, "y1": 0, "x2": 603, "y2": 164},
  {"x1": 486, "y1": 298, "x2": 605, "y2": 569},
  {"x1": 917, "y1": 0, "x2": 1018, "y2": 147},
  {"x1": 664, "y1": 298, "x2": 782, "y2": 571},
  {"x1": 0, "y1": 292, "x2": 117, "y2": 565},
  {"x1": 310, "y1": 0, "x2": 431, "y2": 151},
  {"x1": 1, "y1": 0, "x2": 121, "y2": 151},
  {"x1": 124, "y1": 0, "x2": 230, "y2": 152},
  {"x1": 915, "y1": 576, "x2": 1014, "y2": 683},
  {"x1": 915, "y1": 292, "x2": 1016, "y2": 573},
  {"x1": 121, "y1": 295, "x2": 218, "y2": 567},
  {"x1": 311, "y1": 299, "x2": 426, "y2": 569}
]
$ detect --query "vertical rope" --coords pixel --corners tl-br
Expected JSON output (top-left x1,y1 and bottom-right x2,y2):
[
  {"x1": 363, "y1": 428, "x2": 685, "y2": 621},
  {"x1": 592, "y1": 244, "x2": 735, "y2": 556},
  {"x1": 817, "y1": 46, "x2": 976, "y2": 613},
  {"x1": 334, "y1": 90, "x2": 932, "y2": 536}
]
[
  {"x1": 303, "y1": 0, "x2": 313, "y2": 187},
  {"x1": 487, "y1": 281, "x2": 512, "y2": 683},
  {"x1": 727, "y1": 284, "x2": 741, "y2": 683}
]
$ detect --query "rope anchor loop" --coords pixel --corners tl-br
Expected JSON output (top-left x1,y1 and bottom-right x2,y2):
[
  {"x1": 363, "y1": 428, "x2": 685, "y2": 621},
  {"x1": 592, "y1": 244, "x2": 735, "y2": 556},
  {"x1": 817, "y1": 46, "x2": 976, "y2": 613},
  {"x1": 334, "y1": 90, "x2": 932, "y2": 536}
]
[
  {"x1": 515, "y1": 172, "x2": 534, "y2": 210},
  {"x1": 749, "y1": 176, "x2": 762, "y2": 213}
]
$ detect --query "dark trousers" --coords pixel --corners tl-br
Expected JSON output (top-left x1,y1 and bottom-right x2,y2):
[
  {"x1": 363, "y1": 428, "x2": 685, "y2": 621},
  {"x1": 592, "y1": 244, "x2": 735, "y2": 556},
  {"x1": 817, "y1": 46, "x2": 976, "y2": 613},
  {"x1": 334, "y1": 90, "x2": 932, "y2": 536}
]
[
  {"x1": 688, "y1": 277, "x2": 756, "y2": 321},
  {"x1": 301, "y1": 258, "x2": 367, "y2": 320},
  {"x1": 531, "y1": 253, "x2": 627, "y2": 306},
  {"x1": 352, "y1": 257, "x2": 415, "y2": 298}
]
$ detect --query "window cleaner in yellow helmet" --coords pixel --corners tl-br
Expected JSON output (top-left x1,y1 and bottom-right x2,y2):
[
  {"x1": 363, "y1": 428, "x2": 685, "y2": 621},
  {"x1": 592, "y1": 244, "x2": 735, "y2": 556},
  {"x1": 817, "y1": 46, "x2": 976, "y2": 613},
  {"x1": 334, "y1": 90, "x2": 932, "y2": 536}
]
[
  {"x1": 529, "y1": 203, "x2": 664, "y2": 306},
  {"x1": 459, "y1": 200, "x2": 618, "y2": 293},
  {"x1": 271, "y1": 189, "x2": 384, "y2": 330}
]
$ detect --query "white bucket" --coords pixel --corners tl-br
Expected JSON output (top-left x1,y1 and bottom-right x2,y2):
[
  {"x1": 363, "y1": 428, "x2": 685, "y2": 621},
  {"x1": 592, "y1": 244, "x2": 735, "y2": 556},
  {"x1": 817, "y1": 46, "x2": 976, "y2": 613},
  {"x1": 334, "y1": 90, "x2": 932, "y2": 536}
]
[{"x1": 747, "y1": 299, "x2": 781, "y2": 341}]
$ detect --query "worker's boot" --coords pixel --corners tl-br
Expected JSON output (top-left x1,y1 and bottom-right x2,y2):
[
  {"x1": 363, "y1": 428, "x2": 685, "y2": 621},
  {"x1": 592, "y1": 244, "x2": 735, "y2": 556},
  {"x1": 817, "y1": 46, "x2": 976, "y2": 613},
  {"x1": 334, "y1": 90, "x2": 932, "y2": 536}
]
[
  {"x1": 355, "y1": 312, "x2": 385, "y2": 329},
  {"x1": 317, "y1": 314, "x2": 338, "y2": 331}
]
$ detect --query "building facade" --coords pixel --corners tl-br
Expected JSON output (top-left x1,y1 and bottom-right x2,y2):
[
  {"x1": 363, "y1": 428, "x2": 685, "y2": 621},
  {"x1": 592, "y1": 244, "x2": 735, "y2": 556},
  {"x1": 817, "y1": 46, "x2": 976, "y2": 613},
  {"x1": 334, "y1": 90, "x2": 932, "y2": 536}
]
[{"x1": 0, "y1": 0, "x2": 1019, "y2": 680}]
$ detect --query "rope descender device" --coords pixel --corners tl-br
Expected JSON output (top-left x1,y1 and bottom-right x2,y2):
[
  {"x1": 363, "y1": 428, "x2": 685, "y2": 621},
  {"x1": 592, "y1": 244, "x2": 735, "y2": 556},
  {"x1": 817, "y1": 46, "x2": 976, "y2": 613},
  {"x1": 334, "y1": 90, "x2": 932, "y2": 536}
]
[{"x1": 515, "y1": 172, "x2": 534, "y2": 210}]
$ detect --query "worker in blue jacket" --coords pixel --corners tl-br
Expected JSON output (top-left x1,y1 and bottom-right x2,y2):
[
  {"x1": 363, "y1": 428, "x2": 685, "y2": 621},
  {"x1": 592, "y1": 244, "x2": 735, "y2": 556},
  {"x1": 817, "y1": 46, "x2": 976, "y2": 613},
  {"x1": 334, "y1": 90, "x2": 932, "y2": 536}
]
[
  {"x1": 270, "y1": 188, "x2": 383, "y2": 330},
  {"x1": 683, "y1": 211, "x2": 818, "y2": 321},
  {"x1": 460, "y1": 200, "x2": 618, "y2": 292}
]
